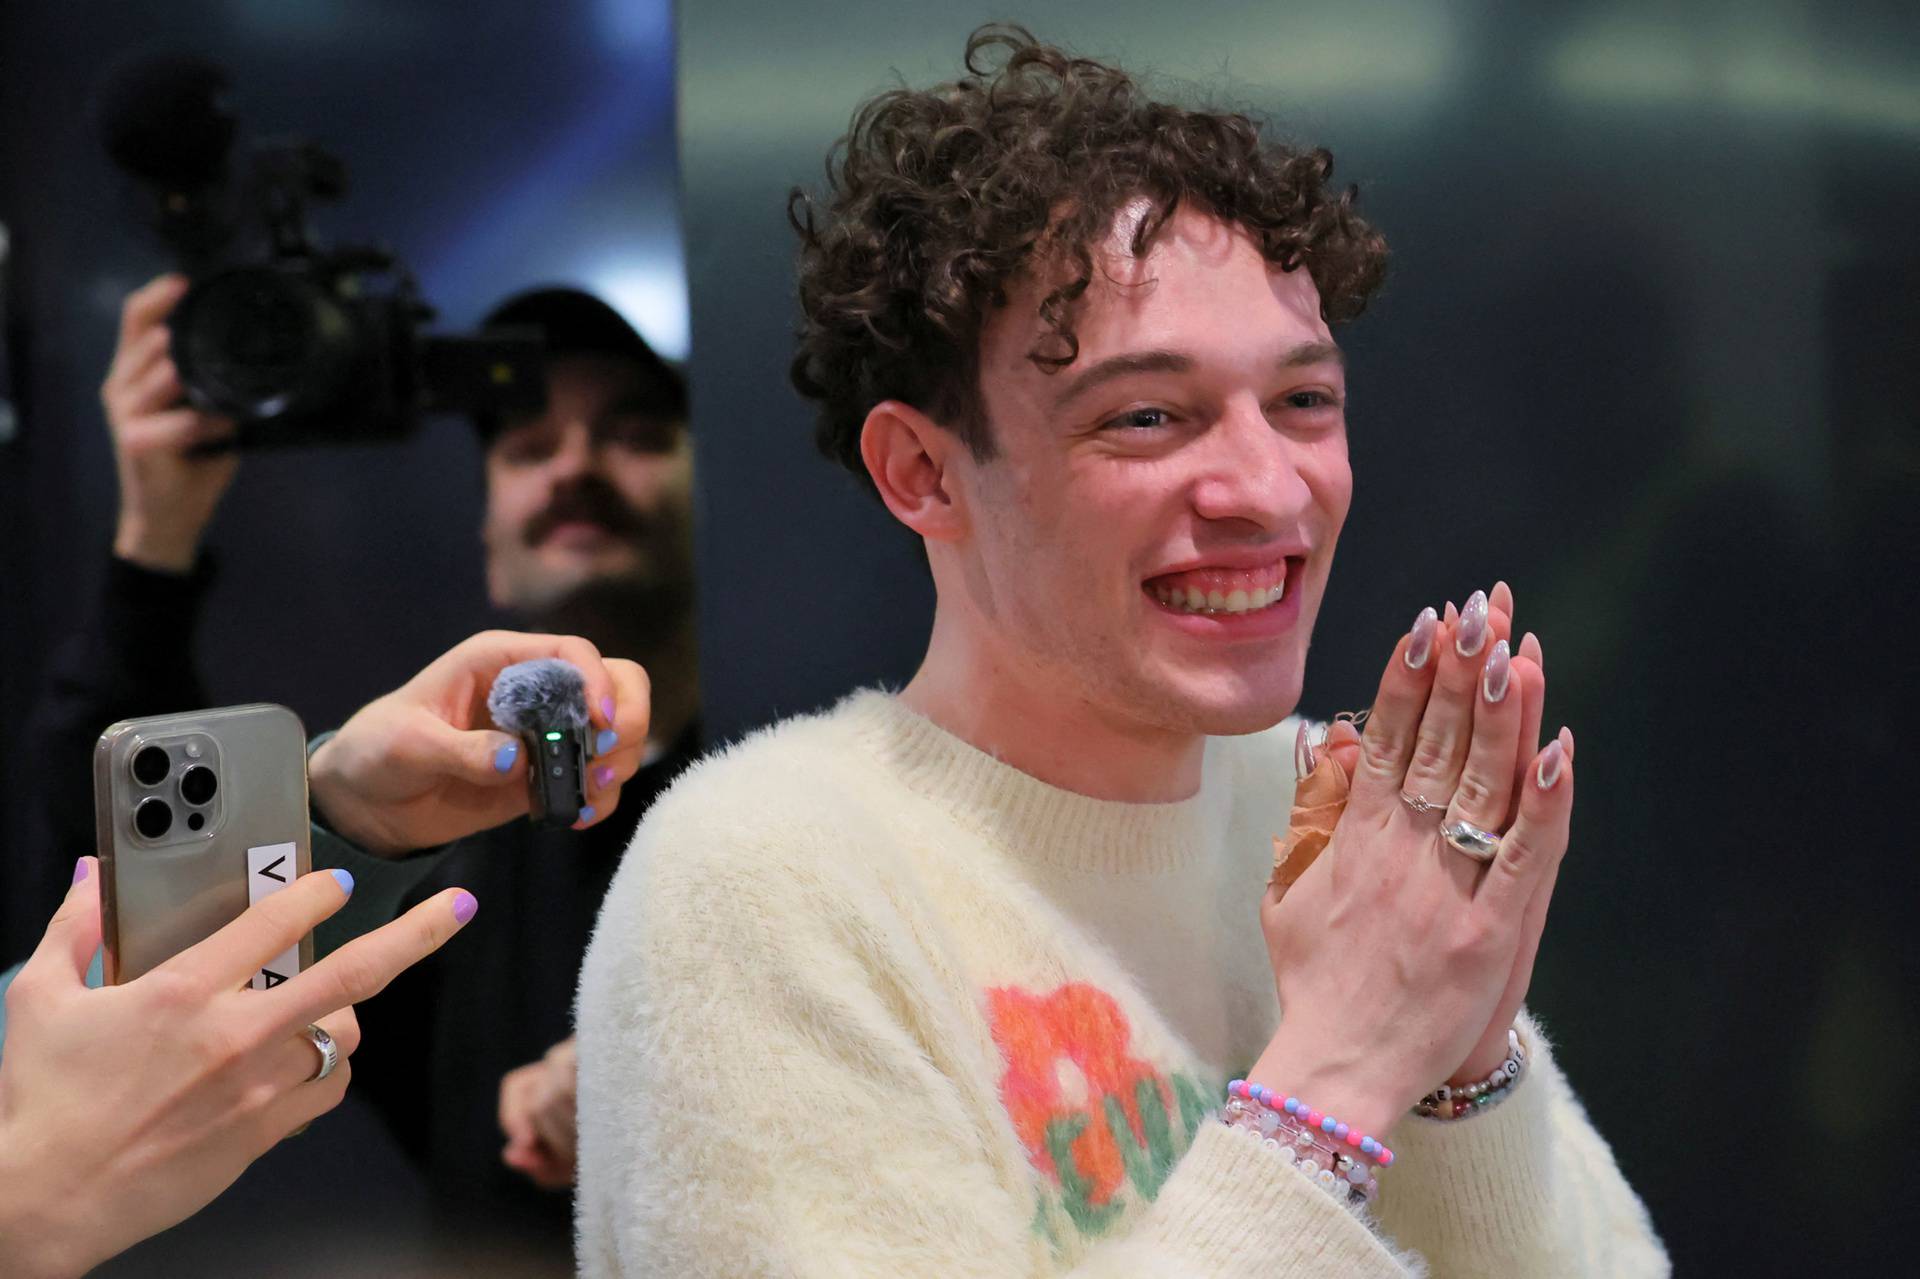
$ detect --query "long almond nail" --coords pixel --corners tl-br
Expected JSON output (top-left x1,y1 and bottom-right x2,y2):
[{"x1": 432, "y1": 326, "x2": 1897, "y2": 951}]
[
  {"x1": 1483, "y1": 639, "x2": 1511, "y2": 702},
  {"x1": 1519, "y1": 630, "x2": 1542, "y2": 667},
  {"x1": 1536, "y1": 739, "x2": 1565, "y2": 789},
  {"x1": 1405, "y1": 607, "x2": 1438, "y2": 669},
  {"x1": 1456, "y1": 590, "x2": 1489, "y2": 657}
]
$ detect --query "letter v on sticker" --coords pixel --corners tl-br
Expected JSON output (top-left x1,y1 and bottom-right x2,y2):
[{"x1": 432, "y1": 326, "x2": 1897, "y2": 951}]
[{"x1": 246, "y1": 842, "x2": 300, "y2": 990}]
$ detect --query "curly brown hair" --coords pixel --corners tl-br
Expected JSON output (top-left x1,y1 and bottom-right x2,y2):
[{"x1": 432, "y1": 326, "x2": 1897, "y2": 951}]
[{"x1": 788, "y1": 24, "x2": 1389, "y2": 491}]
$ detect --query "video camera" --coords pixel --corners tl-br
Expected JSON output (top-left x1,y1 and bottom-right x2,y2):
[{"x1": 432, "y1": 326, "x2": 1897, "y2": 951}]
[{"x1": 98, "y1": 55, "x2": 546, "y2": 448}]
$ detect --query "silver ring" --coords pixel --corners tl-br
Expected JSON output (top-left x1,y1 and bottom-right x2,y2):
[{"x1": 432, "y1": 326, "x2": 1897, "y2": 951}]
[
  {"x1": 1294, "y1": 720, "x2": 1328, "y2": 781},
  {"x1": 303, "y1": 1024, "x2": 338, "y2": 1082},
  {"x1": 1398, "y1": 790, "x2": 1446, "y2": 817},
  {"x1": 1440, "y1": 819, "x2": 1501, "y2": 864}
]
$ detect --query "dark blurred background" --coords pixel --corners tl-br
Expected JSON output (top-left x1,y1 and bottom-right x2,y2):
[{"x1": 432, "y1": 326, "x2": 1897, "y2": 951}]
[{"x1": 5, "y1": 0, "x2": 1917, "y2": 1272}]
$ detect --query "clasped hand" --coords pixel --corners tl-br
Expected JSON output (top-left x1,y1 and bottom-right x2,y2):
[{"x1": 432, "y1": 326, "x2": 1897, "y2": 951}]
[{"x1": 1254, "y1": 583, "x2": 1575, "y2": 1138}]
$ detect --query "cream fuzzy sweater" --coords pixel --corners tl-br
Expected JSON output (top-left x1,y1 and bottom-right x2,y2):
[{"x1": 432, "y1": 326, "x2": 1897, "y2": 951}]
[{"x1": 575, "y1": 692, "x2": 1667, "y2": 1276}]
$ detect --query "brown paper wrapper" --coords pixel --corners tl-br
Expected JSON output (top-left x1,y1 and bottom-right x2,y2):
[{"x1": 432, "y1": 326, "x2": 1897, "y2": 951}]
[{"x1": 1270, "y1": 745, "x2": 1351, "y2": 897}]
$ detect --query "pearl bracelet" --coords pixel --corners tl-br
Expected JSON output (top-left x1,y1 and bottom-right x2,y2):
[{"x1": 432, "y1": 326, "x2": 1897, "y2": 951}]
[
  {"x1": 1221, "y1": 1109, "x2": 1380, "y2": 1209},
  {"x1": 1413, "y1": 1025, "x2": 1529, "y2": 1120}
]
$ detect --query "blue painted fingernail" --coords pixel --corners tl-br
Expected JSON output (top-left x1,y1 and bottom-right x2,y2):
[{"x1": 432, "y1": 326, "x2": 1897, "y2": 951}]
[
  {"x1": 494, "y1": 740, "x2": 519, "y2": 773},
  {"x1": 594, "y1": 729, "x2": 618, "y2": 756},
  {"x1": 601, "y1": 696, "x2": 616, "y2": 722},
  {"x1": 331, "y1": 868, "x2": 355, "y2": 895},
  {"x1": 578, "y1": 805, "x2": 597, "y2": 824}
]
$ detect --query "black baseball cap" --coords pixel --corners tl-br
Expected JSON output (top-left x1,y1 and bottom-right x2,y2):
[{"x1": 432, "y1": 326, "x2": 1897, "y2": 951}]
[{"x1": 471, "y1": 286, "x2": 687, "y2": 443}]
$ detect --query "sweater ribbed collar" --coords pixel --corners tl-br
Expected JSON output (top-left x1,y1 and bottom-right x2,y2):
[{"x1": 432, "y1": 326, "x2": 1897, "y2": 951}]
[{"x1": 840, "y1": 690, "x2": 1229, "y2": 876}]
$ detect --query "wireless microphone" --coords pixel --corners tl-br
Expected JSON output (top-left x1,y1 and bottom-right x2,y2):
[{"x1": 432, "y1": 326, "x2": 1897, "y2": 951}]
[{"x1": 487, "y1": 659, "x2": 590, "y2": 829}]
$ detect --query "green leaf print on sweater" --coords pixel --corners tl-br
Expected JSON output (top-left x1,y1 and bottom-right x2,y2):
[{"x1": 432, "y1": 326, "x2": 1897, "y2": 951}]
[{"x1": 1105, "y1": 1076, "x2": 1177, "y2": 1201}]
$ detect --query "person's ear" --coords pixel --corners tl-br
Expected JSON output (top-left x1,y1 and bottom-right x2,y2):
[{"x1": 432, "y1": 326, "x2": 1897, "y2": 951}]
[{"x1": 859, "y1": 400, "x2": 967, "y2": 542}]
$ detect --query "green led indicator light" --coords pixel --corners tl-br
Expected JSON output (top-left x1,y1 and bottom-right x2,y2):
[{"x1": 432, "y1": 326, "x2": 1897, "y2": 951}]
[{"x1": 544, "y1": 731, "x2": 564, "y2": 741}]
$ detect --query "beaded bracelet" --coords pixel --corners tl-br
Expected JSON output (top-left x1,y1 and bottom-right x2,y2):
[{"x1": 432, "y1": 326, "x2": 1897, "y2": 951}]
[
  {"x1": 1413, "y1": 1026, "x2": 1529, "y2": 1121},
  {"x1": 1228, "y1": 1081, "x2": 1396, "y2": 1165},
  {"x1": 1222, "y1": 1082, "x2": 1387, "y2": 1209},
  {"x1": 1220, "y1": 1113, "x2": 1379, "y2": 1209}
]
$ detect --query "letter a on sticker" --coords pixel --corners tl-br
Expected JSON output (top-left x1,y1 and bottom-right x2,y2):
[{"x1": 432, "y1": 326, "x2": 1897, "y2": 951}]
[{"x1": 260, "y1": 969, "x2": 288, "y2": 988}]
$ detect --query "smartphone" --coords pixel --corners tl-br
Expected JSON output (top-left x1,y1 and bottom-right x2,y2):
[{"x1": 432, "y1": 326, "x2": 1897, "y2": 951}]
[{"x1": 94, "y1": 703, "x2": 312, "y2": 987}]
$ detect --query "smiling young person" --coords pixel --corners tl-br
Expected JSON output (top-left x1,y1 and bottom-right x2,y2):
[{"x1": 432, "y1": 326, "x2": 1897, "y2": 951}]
[{"x1": 574, "y1": 27, "x2": 1666, "y2": 1276}]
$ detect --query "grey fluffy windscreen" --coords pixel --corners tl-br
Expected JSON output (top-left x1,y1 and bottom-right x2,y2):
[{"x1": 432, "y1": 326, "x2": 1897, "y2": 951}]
[{"x1": 487, "y1": 659, "x2": 590, "y2": 733}]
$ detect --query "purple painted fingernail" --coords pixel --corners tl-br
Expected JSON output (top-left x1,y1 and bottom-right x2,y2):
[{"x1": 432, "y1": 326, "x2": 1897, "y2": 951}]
[
  {"x1": 1456, "y1": 590, "x2": 1489, "y2": 657},
  {"x1": 330, "y1": 869, "x2": 355, "y2": 895},
  {"x1": 601, "y1": 696, "x2": 616, "y2": 723},
  {"x1": 72, "y1": 858, "x2": 89, "y2": 885},
  {"x1": 493, "y1": 740, "x2": 519, "y2": 773},
  {"x1": 1483, "y1": 639, "x2": 1511, "y2": 703},
  {"x1": 1405, "y1": 607, "x2": 1438, "y2": 669},
  {"x1": 1535, "y1": 739, "x2": 1565, "y2": 789},
  {"x1": 595, "y1": 766, "x2": 616, "y2": 787},
  {"x1": 453, "y1": 890, "x2": 479, "y2": 924},
  {"x1": 594, "y1": 729, "x2": 619, "y2": 756}
]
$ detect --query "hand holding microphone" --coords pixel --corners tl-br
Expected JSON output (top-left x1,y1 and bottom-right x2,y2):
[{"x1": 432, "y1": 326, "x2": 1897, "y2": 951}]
[{"x1": 308, "y1": 631, "x2": 650, "y2": 856}]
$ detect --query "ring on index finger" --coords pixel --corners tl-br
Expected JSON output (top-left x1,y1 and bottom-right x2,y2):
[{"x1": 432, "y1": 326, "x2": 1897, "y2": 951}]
[{"x1": 1440, "y1": 819, "x2": 1501, "y2": 864}]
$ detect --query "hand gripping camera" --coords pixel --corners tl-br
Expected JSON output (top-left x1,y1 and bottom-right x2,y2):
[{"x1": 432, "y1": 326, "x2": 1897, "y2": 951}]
[{"x1": 99, "y1": 55, "x2": 547, "y2": 447}]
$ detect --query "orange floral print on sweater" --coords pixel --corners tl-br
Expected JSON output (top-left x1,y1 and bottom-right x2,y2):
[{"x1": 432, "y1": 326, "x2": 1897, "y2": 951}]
[{"x1": 987, "y1": 983, "x2": 1216, "y2": 1240}]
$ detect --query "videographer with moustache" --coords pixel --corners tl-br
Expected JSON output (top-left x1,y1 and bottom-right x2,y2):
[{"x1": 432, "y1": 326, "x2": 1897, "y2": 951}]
[{"x1": 22, "y1": 277, "x2": 701, "y2": 1260}]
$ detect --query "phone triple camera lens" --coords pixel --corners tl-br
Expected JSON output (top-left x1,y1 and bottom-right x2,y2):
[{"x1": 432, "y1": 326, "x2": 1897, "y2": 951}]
[
  {"x1": 132, "y1": 745, "x2": 170, "y2": 786},
  {"x1": 134, "y1": 798, "x2": 174, "y2": 839},
  {"x1": 180, "y1": 766, "x2": 219, "y2": 805}
]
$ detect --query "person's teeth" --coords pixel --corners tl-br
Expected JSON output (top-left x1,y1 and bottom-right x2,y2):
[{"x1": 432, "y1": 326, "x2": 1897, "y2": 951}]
[{"x1": 1154, "y1": 576, "x2": 1289, "y2": 615}]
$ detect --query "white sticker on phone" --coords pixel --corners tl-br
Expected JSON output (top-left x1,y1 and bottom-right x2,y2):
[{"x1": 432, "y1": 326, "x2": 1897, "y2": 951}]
[{"x1": 246, "y1": 842, "x2": 300, "y2": 990}]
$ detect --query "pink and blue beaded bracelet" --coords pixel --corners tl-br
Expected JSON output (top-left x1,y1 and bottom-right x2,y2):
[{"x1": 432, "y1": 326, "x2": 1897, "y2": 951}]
[{"x1": 1227, "y1": 1080, "x2": 1396, "y2": 1167}]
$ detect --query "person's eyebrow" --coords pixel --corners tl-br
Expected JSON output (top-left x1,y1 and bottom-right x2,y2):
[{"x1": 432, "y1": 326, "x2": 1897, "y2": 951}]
[
  {"x1": 594, "y1": 394, "x2": 672, "y2": 424},
  {"x1": 1052, "y1": 350, "x2": 1192, "y2": 409},
  {"x1": 1280, "y1": 340, "x2": 1345, "y2": 370}
]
